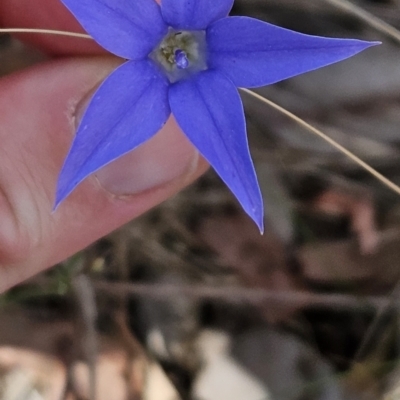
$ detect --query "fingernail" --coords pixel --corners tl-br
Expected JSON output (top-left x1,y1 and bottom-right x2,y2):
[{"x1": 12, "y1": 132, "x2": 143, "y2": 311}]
[{"x1": 94, "y1": 117, "x2": 198, "y2": 196}]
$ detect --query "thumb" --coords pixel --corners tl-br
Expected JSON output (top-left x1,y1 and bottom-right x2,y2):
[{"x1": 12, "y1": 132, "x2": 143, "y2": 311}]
[{"x1": 0, "y1": 56, "x2": 207, "y2": 292}]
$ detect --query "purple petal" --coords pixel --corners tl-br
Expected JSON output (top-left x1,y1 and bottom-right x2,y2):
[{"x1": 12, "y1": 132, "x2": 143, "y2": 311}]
[
  {"x1": 60, "y1": 0, "x2": 167, "y2": 59},
  {"x1": 207, "y1": 17, "x2": 380, "y2": 88},
  {"x1": 161, "y1": 0, "x2": 233, "y2": 30},
  {"x1": 55, "y1": 60, "x2": 170, "y2": 208},
  {"x1": 169, "y1": 70, "x2": 264, "y2": 231}
]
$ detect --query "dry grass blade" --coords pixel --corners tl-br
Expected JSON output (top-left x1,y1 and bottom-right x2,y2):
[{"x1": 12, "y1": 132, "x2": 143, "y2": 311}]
[
  {"x1": 241, "y1": 88, "x2": 400, "y2": 198},
  {"x1": 0, "y1": 28, "x2": 92, "y2": 39},
  {"x1": 323, "y1": 0, "x2": 400, "y2": 43}
]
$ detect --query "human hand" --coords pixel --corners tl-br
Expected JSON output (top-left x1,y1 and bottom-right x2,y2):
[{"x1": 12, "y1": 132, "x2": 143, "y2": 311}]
[{"x1": 0, "y1": 0, "x2": 208, "y2": 292}]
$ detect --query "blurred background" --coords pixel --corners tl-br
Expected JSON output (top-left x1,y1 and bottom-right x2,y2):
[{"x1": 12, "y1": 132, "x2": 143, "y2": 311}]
[{"x1": 1, "y1": 0, "x2": 400, "y2": 399}]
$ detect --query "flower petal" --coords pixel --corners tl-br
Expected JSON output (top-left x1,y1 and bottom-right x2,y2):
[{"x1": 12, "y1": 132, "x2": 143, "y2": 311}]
[
  {"x1": 55, "y1": 60, "x2": 170, "y2": 208},
  {"x1": 161, "y1": 0, "x2": 233, "y2": 30},
  {"x1": 207, "y1": 17, "x2": 380, "y2": 88},
  {"x1": 169, "y1": 70, "x2": 264, "y2": 231},
  {"x1": 60, "y1": 0, "x2": 167, "y2": 59}
]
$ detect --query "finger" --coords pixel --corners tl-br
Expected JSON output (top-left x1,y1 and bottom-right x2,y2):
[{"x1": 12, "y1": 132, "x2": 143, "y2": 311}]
[
  {"x1": 0, "y1": 57, "x2": 208, "y2": 292},
  {"x1": 0, "y1": 0, "x2": 103, "y2": 55}
]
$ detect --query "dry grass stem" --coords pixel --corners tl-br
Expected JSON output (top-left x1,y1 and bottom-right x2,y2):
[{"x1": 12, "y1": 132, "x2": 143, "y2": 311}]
[
  {"x1": 323, "y1": 0, "x2": 400, "y2": 43},
  {"x1": 242, "y1": 89, "x2": 400, "y2": 198},
  {"x1": 0, "y1": 28, "x2": 92, "y2": 39}
]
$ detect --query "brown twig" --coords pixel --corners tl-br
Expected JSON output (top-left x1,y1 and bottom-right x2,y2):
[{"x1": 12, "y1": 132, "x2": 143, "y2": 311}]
[
  {"x1": 72, "y1": 274, "x2": 98, "y2": 400},
  {"x1": 92, "y1": 280, "x2": 393, "y2": 311}
]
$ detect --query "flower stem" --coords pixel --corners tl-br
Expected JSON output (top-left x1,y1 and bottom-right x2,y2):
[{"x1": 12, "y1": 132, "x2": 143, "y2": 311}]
[
  {"x1": 0, "y1": 28, "x2": 92, "y2": 40},
  {"x1": 241, "y1": 88, "x2": 400, "y2": 197}
]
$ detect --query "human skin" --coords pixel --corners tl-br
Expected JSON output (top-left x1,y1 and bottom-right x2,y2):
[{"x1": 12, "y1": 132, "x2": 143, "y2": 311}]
[{"x1": 0, "y1": 0, "x2": 208, "y2": 292}]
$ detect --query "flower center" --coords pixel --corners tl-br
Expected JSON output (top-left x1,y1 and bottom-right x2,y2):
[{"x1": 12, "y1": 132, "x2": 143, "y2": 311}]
[{"x1": 150, "y1": 29, "x2": 208, "y2": 83}]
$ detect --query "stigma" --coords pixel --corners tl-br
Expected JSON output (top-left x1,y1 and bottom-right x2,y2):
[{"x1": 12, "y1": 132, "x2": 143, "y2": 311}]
[{"x1": 175, "y1": 49, "x2": 189, "y2": 69}]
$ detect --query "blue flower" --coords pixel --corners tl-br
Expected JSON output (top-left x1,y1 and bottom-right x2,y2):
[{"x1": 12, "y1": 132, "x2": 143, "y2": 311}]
[{"x1": 55, "y1": 0, "x2": 378, "y2": 231}]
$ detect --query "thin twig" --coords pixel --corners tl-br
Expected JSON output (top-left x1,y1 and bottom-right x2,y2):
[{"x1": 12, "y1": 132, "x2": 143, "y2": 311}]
[
  {"x1": 241, "y1": 89, "x2": 400, "y2": 198},
  {"x1": 92, "y1": 281, "x2": 393, "y2": 311},
  {"x1": 72, "y1": 275, "x2": 98, "y2": 400},
  {"x1": 0, "y1": 28, "x2": 92, "y2": 40},
  {"x1": 323, "y1": 0, "x2": 400, "y2": 44}
]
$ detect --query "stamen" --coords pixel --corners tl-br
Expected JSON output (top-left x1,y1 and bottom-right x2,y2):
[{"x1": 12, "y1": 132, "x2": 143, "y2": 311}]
[{"x1": 174, "y1": 49, "x2": 189, "y2": 69}]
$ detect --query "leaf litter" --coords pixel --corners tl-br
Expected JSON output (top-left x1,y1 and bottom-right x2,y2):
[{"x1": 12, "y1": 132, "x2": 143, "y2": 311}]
[{"x1": 2, "y1": 0, "x2": 400, "y2": 399}]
